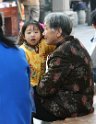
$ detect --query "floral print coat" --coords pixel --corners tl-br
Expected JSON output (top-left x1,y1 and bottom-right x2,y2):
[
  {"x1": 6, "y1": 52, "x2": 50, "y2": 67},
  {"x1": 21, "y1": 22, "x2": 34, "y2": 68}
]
[{"x1": 37, "y1": 36, "x2": 94, "y2": 119}]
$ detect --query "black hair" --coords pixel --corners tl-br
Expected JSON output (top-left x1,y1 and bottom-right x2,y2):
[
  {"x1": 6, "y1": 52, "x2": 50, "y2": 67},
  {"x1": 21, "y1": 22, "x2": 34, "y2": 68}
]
[
  {"x1": 18, "y1": 20, "x2": 44, "y2": 45},
  {"x1": 44, "y1": 12, "x2": 72, "y2": 36},
  {"x1": 91, "y1": 9, "x2": 96, "y2": 25},
  {"x1": 0, "y1": 13, "x2": 17, "y2": 47}
]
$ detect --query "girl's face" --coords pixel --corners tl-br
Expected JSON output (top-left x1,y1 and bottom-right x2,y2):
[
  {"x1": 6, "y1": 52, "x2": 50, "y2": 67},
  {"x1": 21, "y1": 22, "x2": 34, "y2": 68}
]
[{"x1": 24, "y1": 24, "x2": 41, "y2": 46}]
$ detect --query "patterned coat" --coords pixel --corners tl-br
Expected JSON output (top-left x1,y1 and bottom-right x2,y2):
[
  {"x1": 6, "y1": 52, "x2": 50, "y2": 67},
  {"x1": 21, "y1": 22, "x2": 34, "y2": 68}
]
[{"x1": 37, "y1": 36, "x2": 94, "y2": 119}]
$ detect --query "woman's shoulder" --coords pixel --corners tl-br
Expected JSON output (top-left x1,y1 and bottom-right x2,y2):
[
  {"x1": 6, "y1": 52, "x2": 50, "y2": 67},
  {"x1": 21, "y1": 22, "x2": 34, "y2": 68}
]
[{"x1": 60, "y1": 36, "x2": 81, "y2": 50}]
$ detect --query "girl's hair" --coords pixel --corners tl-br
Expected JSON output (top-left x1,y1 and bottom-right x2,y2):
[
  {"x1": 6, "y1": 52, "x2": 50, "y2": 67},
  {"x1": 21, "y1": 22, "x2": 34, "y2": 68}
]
[
  {"x1": 44, "y1": 12, "x2": 72, "y2": 36},
  {"x1": 0, "y1": 13, "x2": 17, "y2": 47},
  {"x1": 18, "y1": 20, "x2": 44, "y2": 45},
  {"x1": 91, "y1": 9, "x2": 96, "y2": 25}
]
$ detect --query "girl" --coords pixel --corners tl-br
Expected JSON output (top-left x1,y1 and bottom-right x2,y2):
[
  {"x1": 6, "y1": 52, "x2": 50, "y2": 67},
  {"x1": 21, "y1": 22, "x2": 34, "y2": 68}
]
[
  {"x1": 18, "y1": 20, "x2": 55, "y2": 123},
  {"x1": 18, "y1": 20, "x2": 55, "y2": 87}
]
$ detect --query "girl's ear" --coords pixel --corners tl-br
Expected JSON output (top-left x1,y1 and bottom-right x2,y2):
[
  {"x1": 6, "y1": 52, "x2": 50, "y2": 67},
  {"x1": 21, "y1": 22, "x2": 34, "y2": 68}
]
[
  {"x1": 22, "y1": 35, "x2": 26, "y2": 40},
  {"x1": 56, "y1": 28, "x2": 62, "y2": 37}
]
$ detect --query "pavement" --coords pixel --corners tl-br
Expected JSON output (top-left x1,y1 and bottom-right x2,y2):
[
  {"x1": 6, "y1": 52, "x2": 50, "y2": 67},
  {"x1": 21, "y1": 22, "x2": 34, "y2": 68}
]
[{"x1": 73, "y1": 23, "x2": 95, "y2": 55}]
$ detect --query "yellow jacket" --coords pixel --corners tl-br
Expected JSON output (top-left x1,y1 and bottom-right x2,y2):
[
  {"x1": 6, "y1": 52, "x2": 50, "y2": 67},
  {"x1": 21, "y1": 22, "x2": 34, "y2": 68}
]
[{"x1": 20, "y1": 39, "x2": 55, "y2": 86}]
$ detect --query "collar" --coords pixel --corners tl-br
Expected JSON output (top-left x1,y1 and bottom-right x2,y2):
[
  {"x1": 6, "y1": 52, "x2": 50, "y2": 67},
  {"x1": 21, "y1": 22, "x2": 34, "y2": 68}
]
[
  {"x1": 23, "y1": 42, "x2": 39, "y2": 53},
  {"x1": 56, "y1": 42, "x2": 63, "y2": 48}
]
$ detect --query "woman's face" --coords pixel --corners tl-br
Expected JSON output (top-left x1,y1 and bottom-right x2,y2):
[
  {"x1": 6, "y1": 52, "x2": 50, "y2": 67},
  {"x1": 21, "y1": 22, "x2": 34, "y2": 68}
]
[
  {"x1": 24, "y1": 24, "x2": 41, "y2": 46},
  {"x1": 43, "y1": 23, "x2": 59, "y2": 45}
]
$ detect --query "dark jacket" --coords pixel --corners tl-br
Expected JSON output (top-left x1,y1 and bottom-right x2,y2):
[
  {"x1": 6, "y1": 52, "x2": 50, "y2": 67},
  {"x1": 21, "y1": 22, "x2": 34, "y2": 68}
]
[{"x1": 37, "y1": 36, "x2": 94, "y2": 119}]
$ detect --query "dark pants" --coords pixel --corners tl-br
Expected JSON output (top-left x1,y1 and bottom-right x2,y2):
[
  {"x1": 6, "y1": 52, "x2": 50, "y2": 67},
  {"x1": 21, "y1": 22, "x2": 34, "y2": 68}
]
[{"x1": 32, "y1": 87, "x2": 59, "y2": 122}]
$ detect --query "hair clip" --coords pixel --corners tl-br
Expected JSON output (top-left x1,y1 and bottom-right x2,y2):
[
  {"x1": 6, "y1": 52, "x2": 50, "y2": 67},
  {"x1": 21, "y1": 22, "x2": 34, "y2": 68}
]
[{"x1": 39, "y1": 23, "x2": 44, "y2": 29}]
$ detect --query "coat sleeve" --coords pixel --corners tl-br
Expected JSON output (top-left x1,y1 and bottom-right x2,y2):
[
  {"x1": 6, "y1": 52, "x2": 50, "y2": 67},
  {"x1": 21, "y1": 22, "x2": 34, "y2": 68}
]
[{"x1": 36, "y1": 54, "x2": 71, "y2": 97}]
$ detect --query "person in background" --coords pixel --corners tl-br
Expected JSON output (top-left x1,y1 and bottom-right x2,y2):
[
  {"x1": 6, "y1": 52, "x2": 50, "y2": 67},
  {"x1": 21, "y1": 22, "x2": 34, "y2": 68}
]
[
  {"x1": 72, "y1": 0, "x2": 86, "y2": 11},
  {"x1": 35, "y1": 12, "x2": 94, "y2": 123},
  {"x1": 19, "y1": 0, "x2": 40, "y2": 21},
  {"x1": 90, "y1": 9, "x2": 96, "y2": 83},
  {"x1": 18, "y1": 20, "x2": 55, "y2": 124},
  {"x1": 0, "y1": 13, "x2": 35, "y2": 124}
]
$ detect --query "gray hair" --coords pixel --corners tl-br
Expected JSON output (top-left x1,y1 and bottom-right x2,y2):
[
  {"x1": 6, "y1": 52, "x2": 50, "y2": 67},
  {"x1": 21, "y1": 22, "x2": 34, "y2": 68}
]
[{"x1": 44, "y1": 12, "x2": 72, "y2": 36}]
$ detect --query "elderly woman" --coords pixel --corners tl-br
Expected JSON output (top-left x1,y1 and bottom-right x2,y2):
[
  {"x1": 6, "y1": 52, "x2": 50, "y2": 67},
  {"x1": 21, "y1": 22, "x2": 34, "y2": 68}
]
[{"x1": 34, "y1": 12, "x2": 94, "y2": 123}]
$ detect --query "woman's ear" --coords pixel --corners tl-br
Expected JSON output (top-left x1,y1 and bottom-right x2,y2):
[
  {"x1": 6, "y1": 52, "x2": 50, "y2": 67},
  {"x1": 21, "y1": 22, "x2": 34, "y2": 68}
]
[{"x1": 56, "y1": 28, "x2": 62, "y2": 37}]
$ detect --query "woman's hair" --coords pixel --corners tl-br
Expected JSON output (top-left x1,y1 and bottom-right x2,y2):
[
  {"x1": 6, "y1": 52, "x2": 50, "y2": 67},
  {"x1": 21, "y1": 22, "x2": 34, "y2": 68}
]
[
  {"x1": 44, "y1": 12, "x2": 72, "y2": 36},
  {"x1": 0, "y1": 13, "x2": 17, "y2": 47},
  {"x1": 18, "y1": 20, "x2": 44, "y2": 45},
  {"x1": 91, "y1": 9, "x2": 96, "y2": 25}
]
